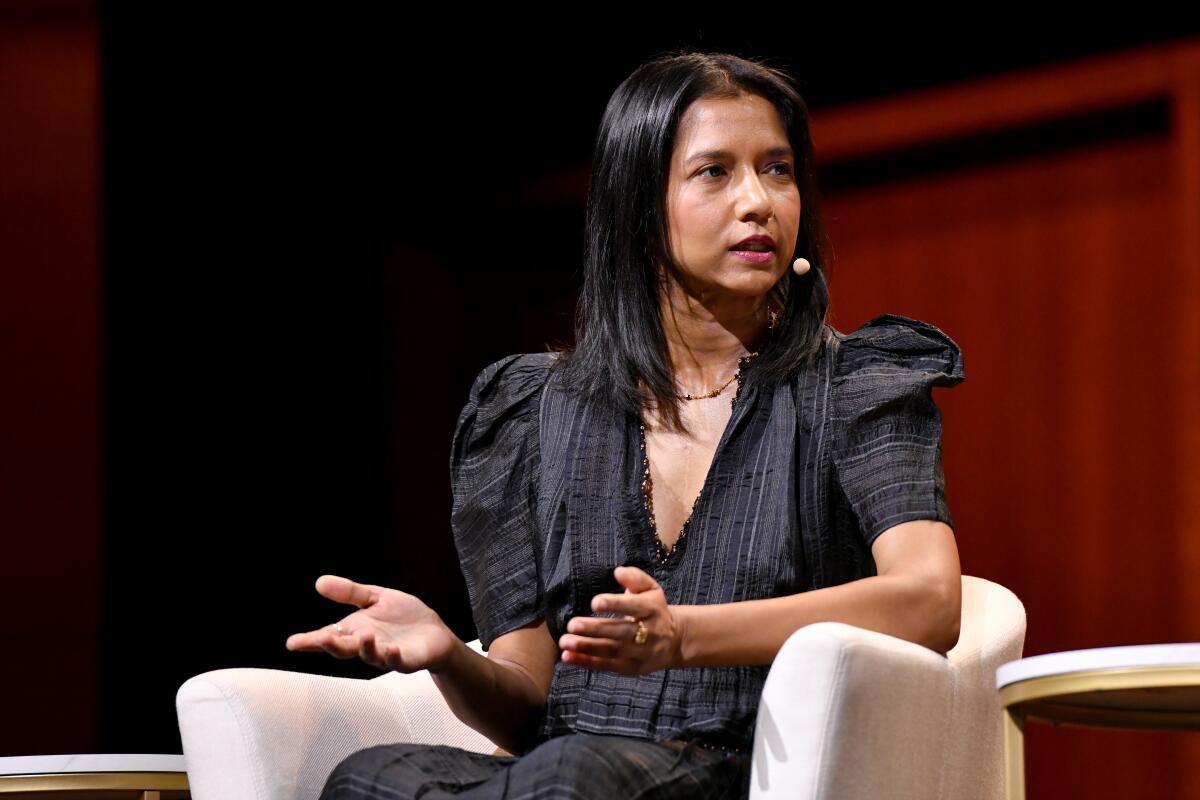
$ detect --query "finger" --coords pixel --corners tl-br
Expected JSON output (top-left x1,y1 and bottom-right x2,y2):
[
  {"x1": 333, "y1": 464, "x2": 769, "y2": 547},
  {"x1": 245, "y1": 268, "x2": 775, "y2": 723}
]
[
  {"x1": 314, "y1": 575, "x2": 380, "y2": 609},
  {"x1": 320, "y1": 628, "x2": 362, "y2": 660},
  {"x1": 289, "y1": 623, "x2": 343, "y2": 657},
  {"x1": 287, "y1": 628, "x2": 345, "y2": 652},
  {"x1": 561, "y1": 650, "x2": 639, "y2": 674},
  {"x1": 612, "y1": 565, "x2": 658, "y2": 593},
  {"x1": 591, "y1": 592, "x2": 648, "y2": 618},
  {"x1": 358, "y1": 629, "x2": 383, "y2": 669},
  {"x1": 286, "y1": 631, "x2": 325, "y2": 651},
  {"x1": 559, "y1": 632, "x2": 626, "y2": 659},
  {"x1": 360, "y1": 633, "x2": 393, "y2": 671},
  {"x1": 381, "y1": 642, "x2": 406, "y2": 671},
  {"x1": 565, "y1": 615, "x2": 638, "y2": 640}
]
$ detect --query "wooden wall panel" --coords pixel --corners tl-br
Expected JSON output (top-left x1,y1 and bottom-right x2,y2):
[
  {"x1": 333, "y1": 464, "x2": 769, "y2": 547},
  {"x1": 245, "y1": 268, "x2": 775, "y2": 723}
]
[
  {"x1": 814, "y1": 38, "x2": 1200, "y2": 799},
  {"x1": 0, "y1": 1, "x2": 101, "y2": 757}
]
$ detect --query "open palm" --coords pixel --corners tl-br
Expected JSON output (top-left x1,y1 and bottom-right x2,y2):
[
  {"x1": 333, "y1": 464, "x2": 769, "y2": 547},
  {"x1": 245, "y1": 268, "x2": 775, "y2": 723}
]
[{"x1": 285, "y1": 574, "x2": 458, "y2": 673}]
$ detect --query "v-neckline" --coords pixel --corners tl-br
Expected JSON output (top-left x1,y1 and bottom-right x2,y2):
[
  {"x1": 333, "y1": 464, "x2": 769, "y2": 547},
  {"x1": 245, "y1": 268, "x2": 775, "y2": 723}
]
[{"x1": 630, "y1": 360, "x2": 758, "y2": 572}]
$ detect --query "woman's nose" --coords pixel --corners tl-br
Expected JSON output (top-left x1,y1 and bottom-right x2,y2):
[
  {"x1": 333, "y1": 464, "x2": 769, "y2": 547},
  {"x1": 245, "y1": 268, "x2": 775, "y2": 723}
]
[{"x1": 733, "y1": 171, "x2": 771, "y2": 217}]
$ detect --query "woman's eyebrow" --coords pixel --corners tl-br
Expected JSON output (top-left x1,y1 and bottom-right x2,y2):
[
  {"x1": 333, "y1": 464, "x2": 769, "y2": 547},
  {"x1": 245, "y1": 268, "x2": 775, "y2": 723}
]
[{"x1": 684, "y1": 146, "x2": 794, "y2": 165}]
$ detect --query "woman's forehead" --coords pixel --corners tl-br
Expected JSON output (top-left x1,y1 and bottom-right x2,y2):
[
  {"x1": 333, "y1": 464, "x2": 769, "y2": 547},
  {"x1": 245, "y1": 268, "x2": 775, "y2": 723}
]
[{"x1": 674, "y1": 96, "x2": 790, "y2": 159}]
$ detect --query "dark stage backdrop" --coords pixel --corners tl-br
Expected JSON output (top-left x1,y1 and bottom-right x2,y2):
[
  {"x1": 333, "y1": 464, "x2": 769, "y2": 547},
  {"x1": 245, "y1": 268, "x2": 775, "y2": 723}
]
[{"x1": 4, "y1": 5, "x2": 1200, "y2": 797}]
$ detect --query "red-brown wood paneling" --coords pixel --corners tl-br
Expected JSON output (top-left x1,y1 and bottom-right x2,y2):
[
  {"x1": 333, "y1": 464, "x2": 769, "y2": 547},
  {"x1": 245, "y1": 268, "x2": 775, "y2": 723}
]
[
  {"x1": 813, "y1": 38, "x2": 1200, "y2": 800},
  {"x1": 0, "y1": 0, "x2": 101, "y2": 757}
]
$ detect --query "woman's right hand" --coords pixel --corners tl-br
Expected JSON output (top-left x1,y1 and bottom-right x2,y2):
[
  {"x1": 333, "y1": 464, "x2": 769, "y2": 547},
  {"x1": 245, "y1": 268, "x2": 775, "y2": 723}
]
[{"x1": 285, "y1": 575, "x2": 460, "y2": 674}]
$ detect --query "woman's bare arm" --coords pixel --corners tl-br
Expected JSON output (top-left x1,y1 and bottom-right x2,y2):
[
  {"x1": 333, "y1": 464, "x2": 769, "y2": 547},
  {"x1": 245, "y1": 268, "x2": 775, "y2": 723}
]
[
  {"x1": 673, "y1": 520, "x2": 962, "y2": 666},
  {"x1": 429, "y1": 618, "x2": 560, "y2": 756}
]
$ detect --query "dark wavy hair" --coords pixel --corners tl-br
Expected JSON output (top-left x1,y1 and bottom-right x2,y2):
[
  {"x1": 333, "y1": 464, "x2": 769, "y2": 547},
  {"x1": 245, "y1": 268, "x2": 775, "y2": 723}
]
[{"x1": 549, "y1": 50, "x2": 834, "y2": 434}]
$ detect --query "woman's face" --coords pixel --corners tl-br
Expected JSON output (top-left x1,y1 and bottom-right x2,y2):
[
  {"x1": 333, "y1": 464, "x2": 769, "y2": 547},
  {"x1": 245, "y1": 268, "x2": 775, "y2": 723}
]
[{"x1": 663, "y1": 93, "x2": 801, "y2": 307}]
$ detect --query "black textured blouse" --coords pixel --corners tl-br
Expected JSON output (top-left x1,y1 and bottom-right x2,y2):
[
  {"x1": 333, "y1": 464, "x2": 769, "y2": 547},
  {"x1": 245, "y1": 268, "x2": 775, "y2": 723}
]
[{"x1": 448, "y1": 314, "x2": 965, "y2": 755}]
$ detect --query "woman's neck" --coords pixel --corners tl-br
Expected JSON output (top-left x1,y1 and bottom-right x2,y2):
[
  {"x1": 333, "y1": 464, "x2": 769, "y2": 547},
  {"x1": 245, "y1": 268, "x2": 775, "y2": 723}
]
[{"x1": 658, "y1": 289, "x2": 769, "y2": 395}]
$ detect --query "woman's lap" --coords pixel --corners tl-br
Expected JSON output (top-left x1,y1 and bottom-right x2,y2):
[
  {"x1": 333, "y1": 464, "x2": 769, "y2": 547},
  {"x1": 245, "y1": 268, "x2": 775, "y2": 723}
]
[{"x1": 318, "y1": 732, "x2": 751, "y2": 800}]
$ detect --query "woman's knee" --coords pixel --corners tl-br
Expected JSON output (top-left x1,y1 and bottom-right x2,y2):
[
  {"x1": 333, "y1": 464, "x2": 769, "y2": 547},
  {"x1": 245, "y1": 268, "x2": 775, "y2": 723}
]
[
  {"x1": 336, "y1": 742, "x2": 423, "y2": 772},
  {"x1": 535, "y1": 732, "x2": 661, "y2": 773},
  {"x1": 320, "y1": 743, "x2": 423, "y2": 798}
]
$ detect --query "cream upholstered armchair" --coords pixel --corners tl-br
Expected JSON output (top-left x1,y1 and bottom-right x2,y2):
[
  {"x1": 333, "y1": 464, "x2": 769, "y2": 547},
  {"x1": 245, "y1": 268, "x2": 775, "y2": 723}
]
[{"x1": 176, "y1": 575, "x2": 1025, "y2": 800}]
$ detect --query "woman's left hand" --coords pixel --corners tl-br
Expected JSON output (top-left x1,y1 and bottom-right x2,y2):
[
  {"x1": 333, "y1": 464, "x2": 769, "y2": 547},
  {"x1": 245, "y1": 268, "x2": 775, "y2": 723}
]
[{"x1": 558, "y1": 565, "x2": 686, "y2": 675}]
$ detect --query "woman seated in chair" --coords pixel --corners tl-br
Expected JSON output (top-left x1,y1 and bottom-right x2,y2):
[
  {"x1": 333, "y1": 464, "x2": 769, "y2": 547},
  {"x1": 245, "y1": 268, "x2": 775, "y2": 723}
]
[{"x1": 287, "y1": 50, "x2": 965, "y2": 800}]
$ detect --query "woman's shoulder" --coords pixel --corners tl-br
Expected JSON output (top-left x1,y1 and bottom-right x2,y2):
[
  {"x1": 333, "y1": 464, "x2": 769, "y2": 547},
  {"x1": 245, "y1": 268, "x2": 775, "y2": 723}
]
[
  {"x1": 452, "y1": 352, "x2": 561, "y2": 471},
  {"x1": 828, "y1": 313, "x2": 965, "y2": 386},
  {"x1": 456, "y1": 351, "x2": 562, "y2": 439},
  {"x1": 470, "y1": 347, "x2": 559, "y2": 388},
  {"x1": 467, "y1": 351, "x2": 560, "y2": 403}
]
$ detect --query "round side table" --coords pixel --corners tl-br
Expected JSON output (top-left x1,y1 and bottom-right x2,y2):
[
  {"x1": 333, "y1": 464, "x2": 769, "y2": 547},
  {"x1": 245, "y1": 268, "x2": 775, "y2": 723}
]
[
  {"x1": 997, "y1": 643, "x2": 1200, "y2": 800},
  {"x1": 0, "y1": 754, "x2": 189, "y2": 799}
]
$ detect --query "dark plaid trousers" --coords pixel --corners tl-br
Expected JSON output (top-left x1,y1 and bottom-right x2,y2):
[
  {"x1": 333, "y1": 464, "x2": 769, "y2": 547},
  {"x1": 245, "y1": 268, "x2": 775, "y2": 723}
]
[{"x1": 318, "y1": 731, "x2": 752, "y2": 799}]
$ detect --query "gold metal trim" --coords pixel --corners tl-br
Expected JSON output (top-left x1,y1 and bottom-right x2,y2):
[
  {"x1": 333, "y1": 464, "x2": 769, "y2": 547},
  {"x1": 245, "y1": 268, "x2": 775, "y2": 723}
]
[
  {"x1": 0, "y1": 770, "x2": 189, "y2": 798},
  {"x1": 1003, "y1": 708, "x2": 1026, "y2": 800},
  {"x1": 1000, "y1": 664, "x2": 1200, "y2": 800},
  {"x1": 999, "y1": 664, "x2": 1200, "y2": 730}
]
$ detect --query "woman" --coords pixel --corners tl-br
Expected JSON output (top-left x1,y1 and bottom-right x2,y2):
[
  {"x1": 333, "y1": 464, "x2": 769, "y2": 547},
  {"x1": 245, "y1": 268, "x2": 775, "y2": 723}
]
[{"x1": 288, "y1": 51, "x2": 965, "y2": 799}]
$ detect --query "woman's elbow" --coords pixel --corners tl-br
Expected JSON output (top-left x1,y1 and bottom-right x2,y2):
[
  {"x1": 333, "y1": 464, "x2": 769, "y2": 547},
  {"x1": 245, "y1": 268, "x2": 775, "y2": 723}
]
[{"x1": 930, "y1": 580, "x2": 962, "y2": 655}]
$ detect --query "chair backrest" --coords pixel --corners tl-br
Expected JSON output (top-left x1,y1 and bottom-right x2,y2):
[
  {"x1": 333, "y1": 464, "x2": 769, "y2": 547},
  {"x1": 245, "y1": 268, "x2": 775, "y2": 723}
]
[{"x1": 943, "y1": 575, "x2": 1027, "y2": 800}]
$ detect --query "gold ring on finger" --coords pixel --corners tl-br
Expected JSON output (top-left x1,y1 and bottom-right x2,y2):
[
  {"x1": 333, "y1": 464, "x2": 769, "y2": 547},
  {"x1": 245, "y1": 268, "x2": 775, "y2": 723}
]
[{"x1": 634, "y1": 619, "x2": 648, "y2": 645}]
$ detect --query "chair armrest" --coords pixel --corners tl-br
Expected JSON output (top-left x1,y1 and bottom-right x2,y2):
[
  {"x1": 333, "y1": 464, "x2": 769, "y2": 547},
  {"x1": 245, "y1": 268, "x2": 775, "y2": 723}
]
[
  {"x1": 176, "y1": 664, "x2": 495, "y2": 800},
  {"x1": 750, "y1": 622, "x2": 955, "y2": 800}
]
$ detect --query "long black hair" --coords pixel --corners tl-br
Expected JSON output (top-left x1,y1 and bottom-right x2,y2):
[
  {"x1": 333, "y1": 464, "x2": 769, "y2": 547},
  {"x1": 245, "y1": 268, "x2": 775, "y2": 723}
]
[{"x1": 549, "y1": 50, "x2": 834, "y2": 435}]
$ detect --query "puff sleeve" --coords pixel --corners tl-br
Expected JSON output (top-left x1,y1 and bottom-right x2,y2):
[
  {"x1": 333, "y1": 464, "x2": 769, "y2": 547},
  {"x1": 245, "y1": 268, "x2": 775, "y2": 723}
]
[
  {"x1": 449, "y1": 353, "x2": 551, "y2": 651},
  {"x1": 831, "y1": 314, "x2": 966, "y2": 550}
]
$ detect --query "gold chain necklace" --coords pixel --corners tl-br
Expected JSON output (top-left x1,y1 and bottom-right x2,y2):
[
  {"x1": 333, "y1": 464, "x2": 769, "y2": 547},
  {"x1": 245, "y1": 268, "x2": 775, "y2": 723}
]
[
  {"x1": 670, "y1": 351, "x2": 757, "y2": 400},
  {"x1": 639, "y1": 351, "x2": 758, "y2": 566}
]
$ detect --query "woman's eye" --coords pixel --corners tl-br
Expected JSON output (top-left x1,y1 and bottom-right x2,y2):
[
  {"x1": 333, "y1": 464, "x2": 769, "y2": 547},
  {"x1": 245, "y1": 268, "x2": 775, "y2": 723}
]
[{"x1": 699, "y1": 163, "x2": 792, "y2": 178}]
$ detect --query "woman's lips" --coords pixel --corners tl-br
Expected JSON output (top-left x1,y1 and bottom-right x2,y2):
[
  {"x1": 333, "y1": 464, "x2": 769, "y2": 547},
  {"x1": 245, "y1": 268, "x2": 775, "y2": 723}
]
[{"x1": 730, "y1": 249, "x2": 775, "y2": 264}]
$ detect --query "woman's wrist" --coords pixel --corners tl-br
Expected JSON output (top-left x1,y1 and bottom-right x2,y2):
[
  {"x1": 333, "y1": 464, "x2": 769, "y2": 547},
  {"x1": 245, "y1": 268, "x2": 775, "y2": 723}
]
[
  {"x1": 427, "y1": 628, "x2": 469, "y2": 677},
  {"x1": 670, "y1": 605, "x2": 693, "y2": 669}
]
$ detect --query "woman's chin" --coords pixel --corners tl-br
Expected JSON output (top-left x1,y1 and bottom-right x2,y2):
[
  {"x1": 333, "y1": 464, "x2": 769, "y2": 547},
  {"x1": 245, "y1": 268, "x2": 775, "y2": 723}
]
[{"x1": 718, "y1": 268, "x2": 785, "y2": 294}]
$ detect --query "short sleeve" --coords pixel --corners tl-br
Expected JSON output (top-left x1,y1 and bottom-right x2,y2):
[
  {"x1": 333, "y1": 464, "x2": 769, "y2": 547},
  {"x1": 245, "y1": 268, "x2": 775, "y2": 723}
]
[
  {"x1": 831, "y1": 314, "x2": 966, "y2": 550},
  {"x1": 449, "y1": 353, "x2": 552, "y2": 651}
]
